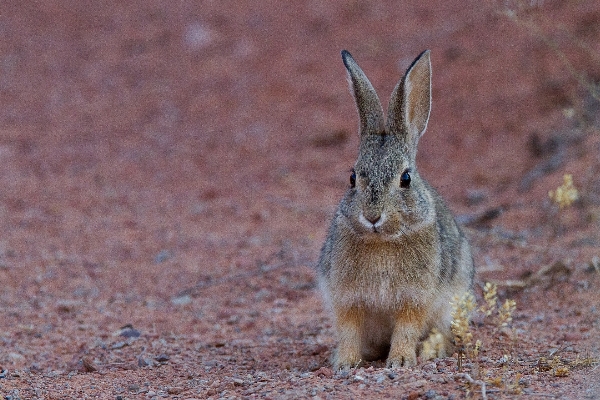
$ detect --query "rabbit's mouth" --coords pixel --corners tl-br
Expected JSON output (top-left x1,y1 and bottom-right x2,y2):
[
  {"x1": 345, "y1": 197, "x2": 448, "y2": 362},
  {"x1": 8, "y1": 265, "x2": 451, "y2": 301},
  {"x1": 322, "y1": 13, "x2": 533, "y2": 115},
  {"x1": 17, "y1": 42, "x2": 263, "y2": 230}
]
[
  {"x1": 357, "y1": 212, "x2": 400, "y2": 237},
  {"x1": 355, "y1": 212, "x2": 419, "y2": 239}
]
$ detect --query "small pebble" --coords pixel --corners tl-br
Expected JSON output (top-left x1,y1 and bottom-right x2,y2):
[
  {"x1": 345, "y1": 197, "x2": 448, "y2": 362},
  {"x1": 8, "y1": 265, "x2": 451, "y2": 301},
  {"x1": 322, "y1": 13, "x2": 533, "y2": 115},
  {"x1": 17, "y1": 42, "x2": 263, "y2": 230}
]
[
  {"x1": 138, "y1": 357, "x2": 153, "y2": 367},
  {"x1": 408, "y1": 391, "x2": 420, "y2": 400},
  {"x1": 154, "y1": 249, "x2": 172, "y2": 263},
  {"x1": 425, "y1": 389, "x2": 438, "y2": 399},
  {"x1": 167, "y1": 386, "x2": 184, "y2": 394},
  {"x1": 119, "y1": 328, "x2": 141, "y2": 338},
  {"x1": 314, "y1": 367, "x2": 333, "y2": 378},
  {"x1": 337, "y1": 370, "x2": 350, "y2": 379},
  {"x1": 563, "y1": 332, "x2": 582, "y2": 341},
  {"x1": 422, "y1": 362, "x2": 437, "y2": 373}
]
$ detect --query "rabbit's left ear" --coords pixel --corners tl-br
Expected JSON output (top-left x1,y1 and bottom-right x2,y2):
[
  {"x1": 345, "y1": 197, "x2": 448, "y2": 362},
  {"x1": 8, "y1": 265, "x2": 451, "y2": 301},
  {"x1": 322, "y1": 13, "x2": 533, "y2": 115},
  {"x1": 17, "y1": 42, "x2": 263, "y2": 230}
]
[
  {"x1": 342, "y1": 50, "x2": 385, "y2": 137},
  {"x1": 386, "y1": 50, "x2": 431, "y2": 143}
]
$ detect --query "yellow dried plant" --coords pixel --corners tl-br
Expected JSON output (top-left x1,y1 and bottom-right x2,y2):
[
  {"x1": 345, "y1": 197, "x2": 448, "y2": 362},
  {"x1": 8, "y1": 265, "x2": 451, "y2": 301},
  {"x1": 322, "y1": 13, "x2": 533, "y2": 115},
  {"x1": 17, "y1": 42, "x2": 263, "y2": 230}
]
[
  {"x1": 548, "y1": 174, "x2": 579, "y2": 208},
  {"x1": 498, "y1": 299, "x2": 517, "y2": 328},
  {"x1": 421, "y1": 329, "x2": 446, "y2": 360},
  {"x1": 480, "y1": 282, "x2": 498, "y2": 317},
  {"x1": 451, "y1": 292, "x2": 476, "y2": 365}
]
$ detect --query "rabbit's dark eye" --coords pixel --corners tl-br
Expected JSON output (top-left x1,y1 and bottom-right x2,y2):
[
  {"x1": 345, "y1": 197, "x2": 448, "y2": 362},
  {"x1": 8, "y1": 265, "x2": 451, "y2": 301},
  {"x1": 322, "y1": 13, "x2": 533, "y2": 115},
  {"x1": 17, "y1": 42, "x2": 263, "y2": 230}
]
[
  {"x1": 350, "y1": 170, "x2": 356, "y2": 188},
  {"x1": 400, "y1": 170, "x2": 411, "y2": 188}
]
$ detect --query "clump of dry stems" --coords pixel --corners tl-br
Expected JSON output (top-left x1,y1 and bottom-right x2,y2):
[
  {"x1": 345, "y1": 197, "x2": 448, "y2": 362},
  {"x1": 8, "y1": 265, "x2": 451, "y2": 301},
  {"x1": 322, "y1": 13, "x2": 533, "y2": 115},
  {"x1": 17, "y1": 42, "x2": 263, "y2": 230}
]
[
  {"x1": 453, "y1": 281, "x2": 597, "y2": 398},
  {"x1": 450, "y1": 292, "x2": 479, "y2": 370},
  {"x1": 421, "y1": 329, "x2": 446, "y2": 361},
  {"x1": 537, "y1": 353, "x2": 599, "y2": 378},
  {"x1": 451, "y1": 283, "x2": 518, "y2": 394}
]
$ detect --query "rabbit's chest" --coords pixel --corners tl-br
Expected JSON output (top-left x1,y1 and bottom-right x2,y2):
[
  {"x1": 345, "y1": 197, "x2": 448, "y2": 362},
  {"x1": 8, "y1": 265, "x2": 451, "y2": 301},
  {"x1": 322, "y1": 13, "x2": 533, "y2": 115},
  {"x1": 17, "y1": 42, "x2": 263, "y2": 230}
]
[{"x1": 332, "y1": 248, "x2": 438, "y2": 310}]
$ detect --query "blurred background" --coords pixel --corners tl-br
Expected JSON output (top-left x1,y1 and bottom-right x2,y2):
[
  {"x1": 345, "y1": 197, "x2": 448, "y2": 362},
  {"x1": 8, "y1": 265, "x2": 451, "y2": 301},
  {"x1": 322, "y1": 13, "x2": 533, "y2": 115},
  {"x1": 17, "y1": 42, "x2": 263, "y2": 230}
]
[{"x1": 0, "y1": 0, "x2": 599, "y2": 387}]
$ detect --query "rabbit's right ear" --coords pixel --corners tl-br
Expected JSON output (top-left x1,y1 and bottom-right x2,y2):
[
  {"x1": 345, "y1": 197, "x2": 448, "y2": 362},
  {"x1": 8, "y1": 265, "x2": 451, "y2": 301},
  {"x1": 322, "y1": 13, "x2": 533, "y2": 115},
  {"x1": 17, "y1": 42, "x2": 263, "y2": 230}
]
[
  {"x1": 386, "y1": 50, "x2": 431, "y2": 152},
  {"x1": 341, "y1": 50, "x2": 385, "y2": 136}
]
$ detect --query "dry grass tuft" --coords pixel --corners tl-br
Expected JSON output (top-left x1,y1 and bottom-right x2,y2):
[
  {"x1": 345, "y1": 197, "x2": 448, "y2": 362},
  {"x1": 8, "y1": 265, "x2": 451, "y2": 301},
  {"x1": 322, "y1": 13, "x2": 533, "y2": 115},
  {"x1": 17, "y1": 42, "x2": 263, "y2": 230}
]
[
  {"x1": 480, "y1": 282, "x2": 497, "y2": 317},
  {"x1": 421, "y1": 329, "x2": 446, "y2": 361},
  {"x1": 450, "y1": 293, "x2": 477, "y2": 370}
]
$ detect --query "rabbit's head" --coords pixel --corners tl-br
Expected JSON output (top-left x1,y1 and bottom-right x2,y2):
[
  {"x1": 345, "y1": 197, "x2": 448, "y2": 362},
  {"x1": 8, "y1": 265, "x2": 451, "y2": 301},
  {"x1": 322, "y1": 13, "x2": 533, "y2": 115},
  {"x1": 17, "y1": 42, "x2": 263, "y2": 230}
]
[{"x1": 339, "y1": 50, "x2": 436, "y2": 239}]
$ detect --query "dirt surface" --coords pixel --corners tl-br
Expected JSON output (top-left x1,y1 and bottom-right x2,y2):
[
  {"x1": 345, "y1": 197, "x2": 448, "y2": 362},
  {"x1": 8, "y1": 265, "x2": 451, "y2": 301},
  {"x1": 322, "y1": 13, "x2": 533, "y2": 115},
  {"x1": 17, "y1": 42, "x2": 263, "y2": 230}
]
[{"x1": 1, "y1": 1, "x2": 599, "y2": 399}]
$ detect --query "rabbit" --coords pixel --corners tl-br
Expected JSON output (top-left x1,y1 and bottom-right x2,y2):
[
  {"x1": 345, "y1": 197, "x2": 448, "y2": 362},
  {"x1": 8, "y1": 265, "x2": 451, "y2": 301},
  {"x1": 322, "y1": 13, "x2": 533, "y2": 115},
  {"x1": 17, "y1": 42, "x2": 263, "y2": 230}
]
[{"x1": 317, "y1": 49, "x2": 474, "y2": 371}]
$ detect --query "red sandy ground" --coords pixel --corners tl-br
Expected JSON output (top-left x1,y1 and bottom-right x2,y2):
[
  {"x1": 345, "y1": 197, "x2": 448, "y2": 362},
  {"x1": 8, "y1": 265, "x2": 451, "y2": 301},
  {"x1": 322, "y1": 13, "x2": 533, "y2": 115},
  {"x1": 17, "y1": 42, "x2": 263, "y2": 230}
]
[{"x1": 0, "y1": 1, "x2": 599, "y2": 399}]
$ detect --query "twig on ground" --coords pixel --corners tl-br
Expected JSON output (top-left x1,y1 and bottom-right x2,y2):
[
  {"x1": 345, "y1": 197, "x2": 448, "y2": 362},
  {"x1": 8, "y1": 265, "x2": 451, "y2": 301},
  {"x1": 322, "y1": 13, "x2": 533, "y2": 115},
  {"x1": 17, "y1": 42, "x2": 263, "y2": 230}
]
[
  {"x1": 519, "y1": 151, "x2": 565, "y2": 192},
  {"x1": 456, "y1": 373, "x2": 488, "y2": 400},
  {"x1": 457, "y1": 207, "x2": 504, "y2": 227},
  {"x1": 488, "y1": 261, "x2": 571, "y2": 289}
]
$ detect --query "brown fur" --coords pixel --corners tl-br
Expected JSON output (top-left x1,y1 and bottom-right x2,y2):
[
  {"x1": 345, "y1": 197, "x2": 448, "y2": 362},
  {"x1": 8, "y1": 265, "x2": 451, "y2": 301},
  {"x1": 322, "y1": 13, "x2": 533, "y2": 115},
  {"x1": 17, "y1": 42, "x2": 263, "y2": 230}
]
[{"x1": 317, "y1": 50, "x2": 474, "y2": 370}]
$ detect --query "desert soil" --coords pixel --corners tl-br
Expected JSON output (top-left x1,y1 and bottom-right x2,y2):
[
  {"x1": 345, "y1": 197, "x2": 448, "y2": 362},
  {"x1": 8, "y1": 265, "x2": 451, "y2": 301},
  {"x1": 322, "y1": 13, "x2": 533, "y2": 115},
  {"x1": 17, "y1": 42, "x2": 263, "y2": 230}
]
[{"x1": 1, "y1": 0, "x2": 599, "y2": 399}]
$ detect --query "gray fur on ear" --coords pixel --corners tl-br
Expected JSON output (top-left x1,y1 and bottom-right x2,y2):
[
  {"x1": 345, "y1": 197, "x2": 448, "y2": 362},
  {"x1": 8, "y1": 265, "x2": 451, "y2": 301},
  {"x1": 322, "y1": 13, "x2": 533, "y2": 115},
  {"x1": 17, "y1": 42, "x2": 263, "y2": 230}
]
[
  {"x1": 386, "y1": 50, "x2": 431, "y2": 154},
  {"x1": 341, "y1": 50, "x2": 385, "y2": 136}
]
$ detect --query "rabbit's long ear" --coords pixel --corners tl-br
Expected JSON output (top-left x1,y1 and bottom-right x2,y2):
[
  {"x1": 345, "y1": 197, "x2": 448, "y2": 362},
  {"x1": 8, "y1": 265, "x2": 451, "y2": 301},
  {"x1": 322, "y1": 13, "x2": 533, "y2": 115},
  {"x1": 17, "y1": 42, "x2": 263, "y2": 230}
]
[
  {"x1": 386, "y1": 50, "x2": 431, "y2": 146},
  {"x1": 342, "y1": 50, "x2": 384, "y2": 136}
]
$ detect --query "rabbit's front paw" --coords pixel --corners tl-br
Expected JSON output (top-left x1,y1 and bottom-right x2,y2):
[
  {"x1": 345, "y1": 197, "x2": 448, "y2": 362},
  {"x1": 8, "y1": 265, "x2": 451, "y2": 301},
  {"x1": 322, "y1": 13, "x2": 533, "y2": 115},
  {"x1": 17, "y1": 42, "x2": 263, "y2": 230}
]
[
  {"x1": 333, "y1": 345, "x2": 362, "y2": 371},
  {"x1": 333, "y1": 355, "x2": 362, "y2": 372},
  {"x1": 386, "y1": 349, "x2": 417, "y2": 368}
]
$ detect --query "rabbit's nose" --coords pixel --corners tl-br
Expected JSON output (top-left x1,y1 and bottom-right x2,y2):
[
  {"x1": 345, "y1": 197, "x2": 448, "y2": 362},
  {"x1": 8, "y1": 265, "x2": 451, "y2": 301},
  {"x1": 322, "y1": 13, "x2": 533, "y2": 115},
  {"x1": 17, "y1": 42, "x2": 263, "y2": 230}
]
[{"x1": 364, "y1": 213, "x2": 381, "y2": 225}]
